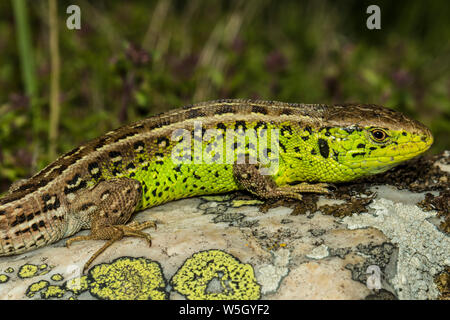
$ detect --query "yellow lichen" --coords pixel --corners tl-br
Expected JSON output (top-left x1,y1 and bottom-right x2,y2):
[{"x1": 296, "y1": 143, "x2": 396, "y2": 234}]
[
  {"x1": 18, "y1": 264, "x2": 39, "y2": 278},
  {"x1": 266, "y1": 241, "x2": 288, "y2": 251},
  {"x1": 201, "y1": 195, "x2": 232, "y2": 202},
  {"x1": 51, "y1": 273, "x2": 64, "y2": 282},
  {"x1": 26, "y1": 280, "x2": 49, "y2": 298},
  {"x1": 65, "y1": 276, "x2": 89, "y2": 295},
  {"x1": 231, "y1": 199, "x2": 263, "y2": 207},
  {"x1": 38, "y1": 264, "x2": 51, "y2": 276},
  {"x1": 41, "y1": 285, "x2": 66, "y2": 299},
  {"x1": 171, "y1": 249, "x2": 261, "y2": 300},
  {"x1": 5, "y1": 267, "x2": 14, "y2": 273},
  {"x1": 18, "y1": 263, "x2": 51, "y2": 278},
  {"x1": 0, "y1": 274, "x2": 9, "y2": 283},
  {"x1": 87, "y1": 257, "x2": 167, "y2": 300}
]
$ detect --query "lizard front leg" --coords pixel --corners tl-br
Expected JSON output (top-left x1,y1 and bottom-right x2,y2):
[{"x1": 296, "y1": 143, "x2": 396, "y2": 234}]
[
  {"x1": 66, "y1": 178, "x2": 156, "y2": 273},
  {"x1": 233, "y1": 162, "x2": 333, "y2": 201}
]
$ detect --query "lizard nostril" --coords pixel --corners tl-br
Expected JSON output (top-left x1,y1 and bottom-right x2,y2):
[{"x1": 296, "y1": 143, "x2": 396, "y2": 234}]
[{"x1": 420, "y1": 127, "x2": 433, "y2": 147}]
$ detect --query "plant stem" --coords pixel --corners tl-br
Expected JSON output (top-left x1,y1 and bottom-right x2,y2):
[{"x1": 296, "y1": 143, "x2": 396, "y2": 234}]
[
  {"x1": 12, "y1": 0, "x2": 40, "y2": 171},
  {"x1": 48, "y1": 0, "x2": 60, "y2": 161},
  {"x1": 12, "y1": 0, "x2": 37, "y2": 101}
]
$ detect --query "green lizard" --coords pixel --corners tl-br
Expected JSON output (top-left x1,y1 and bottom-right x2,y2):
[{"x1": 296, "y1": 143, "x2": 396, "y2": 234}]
[{"x1": 0, "y1": 100, "x2": 433, "y2": 271}]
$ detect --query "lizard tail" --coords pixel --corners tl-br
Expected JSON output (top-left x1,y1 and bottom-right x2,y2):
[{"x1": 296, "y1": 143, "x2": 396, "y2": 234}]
[{"x1": 0, "y1": 195, "x2": 65, "y2": 256}]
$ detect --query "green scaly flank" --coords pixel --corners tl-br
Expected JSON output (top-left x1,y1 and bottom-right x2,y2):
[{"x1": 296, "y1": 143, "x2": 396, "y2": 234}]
[{"x1": 86, "y1": 120, "x2": 431, "y2": 209}]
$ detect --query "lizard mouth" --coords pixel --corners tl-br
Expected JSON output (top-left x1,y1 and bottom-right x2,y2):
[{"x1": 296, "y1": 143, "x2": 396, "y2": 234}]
[{"x1": 345, "y1": 139, "x2": 432, "y2": 170}]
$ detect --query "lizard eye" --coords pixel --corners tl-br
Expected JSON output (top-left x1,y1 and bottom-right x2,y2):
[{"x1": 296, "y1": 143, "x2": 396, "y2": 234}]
[{"x1": 370, "y1": 128, "x2": 388, "y2": 142}]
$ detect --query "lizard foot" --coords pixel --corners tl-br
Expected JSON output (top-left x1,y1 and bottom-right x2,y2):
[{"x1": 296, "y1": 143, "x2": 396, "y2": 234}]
[
  {"x1": 233, "y1": 161, "x2": 335, "y2": 201},
  {"x1": 66, "y1": 221, "x2": 157, "y2": 273},
  {"x1": 64, "y1": 177, "x2": 157, "y2": 273}
]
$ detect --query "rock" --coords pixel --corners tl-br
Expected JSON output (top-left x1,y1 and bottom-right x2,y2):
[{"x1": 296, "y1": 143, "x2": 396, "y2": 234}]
[{"x1": 0, "y1": 151, "x2": 448, "y2": 300}]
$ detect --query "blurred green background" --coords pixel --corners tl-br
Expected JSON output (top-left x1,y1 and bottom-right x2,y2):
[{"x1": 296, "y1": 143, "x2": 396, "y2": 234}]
[{"x1": 0, "y1": 0, "x2": 449, "y2": 193}]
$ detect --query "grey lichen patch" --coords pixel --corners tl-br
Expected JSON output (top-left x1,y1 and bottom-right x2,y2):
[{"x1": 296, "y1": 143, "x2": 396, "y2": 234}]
[
  {"x1": 365, "y1": 289, "x2": 398, "y2": 300},
  {"x1": 306, "y1": 244, "x2": 329, "y2": 260},
  {"x1": 343, "y1": 198, "x2": 450, "y2": 300},
  {"x1": 238, "y1": 220, "x2": 259, "y2": 228},
  {"x1": 204, "y1": 204, "x2": 228, "y2": 215},
  {"x1": 255, "y1": 248, "x2": 290, "y2": 294},
  {"x1": 200, "y1": 194, "x2": 267, "y2": 228},
  {"x1": 328, "y1": 247, "x2": 352, "y2": 259},
  {"x1": 309, "y1": 228, "x2": 326, "y2": 237},
  {"x1": 212, "y1": 212, "x2": 246, "y2": 225},
  {"x1": 199, "y1": 194, "x2": 258, "y2": 227},
  {"x1": 344, "y1": 242, "x2": 396, "y2": 285},
  {"x1": 198, "y1": 201, "x2": 228, "y2": 214},
  {"x1": 252, "y1": 227, "x2": 301, "y2": 252}
]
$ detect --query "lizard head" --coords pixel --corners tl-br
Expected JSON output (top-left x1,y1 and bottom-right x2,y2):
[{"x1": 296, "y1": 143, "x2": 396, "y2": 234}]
[{"x1": 316, "y1": 104, "x2": 433, "y2": 181}]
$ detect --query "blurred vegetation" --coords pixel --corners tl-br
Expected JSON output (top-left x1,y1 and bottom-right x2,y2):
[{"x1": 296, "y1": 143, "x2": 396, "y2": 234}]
[{"x1": 0, "y1": 0, "x2": 449, "y2": 193}]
